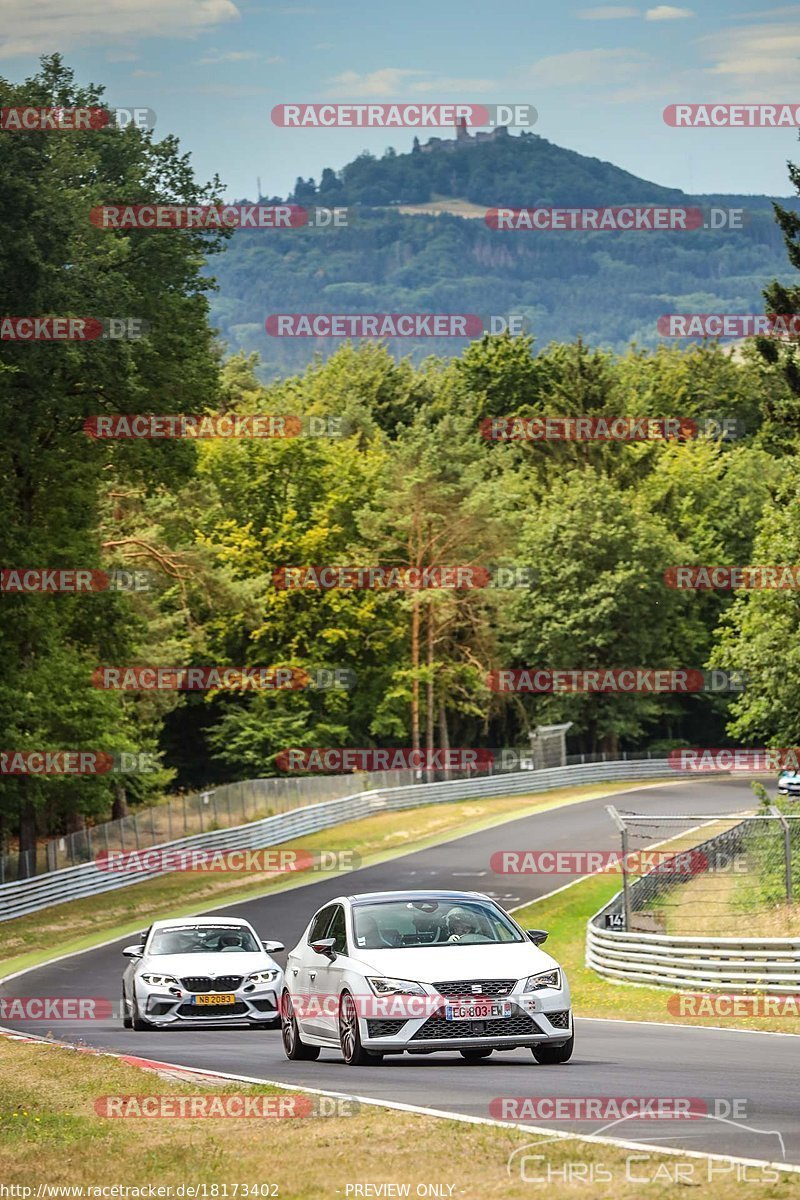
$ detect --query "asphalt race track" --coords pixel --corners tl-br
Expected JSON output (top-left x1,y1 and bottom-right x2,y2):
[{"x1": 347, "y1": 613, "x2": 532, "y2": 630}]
[{"x1": 3, "y1": 776, "x2": 798, "y2": 1168}]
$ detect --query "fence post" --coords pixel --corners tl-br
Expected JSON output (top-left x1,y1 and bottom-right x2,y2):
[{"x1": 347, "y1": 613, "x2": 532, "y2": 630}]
[
  {"x1": 769, "y1": 807, "x2": 792, "y2": 905},
  {"x1": 133, "y1": 811, "x2": 140, "y2": 850},
  {"x1": 607, "y1": 805, "x2": 632, "y2": 930}
]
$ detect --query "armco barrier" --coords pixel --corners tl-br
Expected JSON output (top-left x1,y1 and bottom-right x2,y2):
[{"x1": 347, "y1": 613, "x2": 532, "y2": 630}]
[
  {"x1": 586, "y1": 924, "x2": 800, "y2": 993},
  {"x1": 587, "y1": 817, "x2": 800, "y2": 993},
  {"x1": 0, "y1": 758, "x2": 678, "y2": 922}
]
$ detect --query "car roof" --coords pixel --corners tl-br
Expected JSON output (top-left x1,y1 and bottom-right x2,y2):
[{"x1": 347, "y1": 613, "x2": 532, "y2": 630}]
[
  {"x1": 148, "y1": 916, "x2": 253, "y2": 930},
  {"x1": 345, "y1": 890, "x2": 489, "y2": 905}
]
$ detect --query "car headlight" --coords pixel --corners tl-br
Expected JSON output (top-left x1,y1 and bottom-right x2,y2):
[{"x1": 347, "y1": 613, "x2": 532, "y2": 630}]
[
  {"x1": 366, "y1": 977, "x2": 427, "y2": 996},
  {"x1": 246, "y1": 970, "x2": 280, "y2": 984},
  {"x1": 140, "y1": 973, "x2": 179, "y2": 987},
  {"x1": 523, "y1": 969, "x2": 561, "y2": 992}
]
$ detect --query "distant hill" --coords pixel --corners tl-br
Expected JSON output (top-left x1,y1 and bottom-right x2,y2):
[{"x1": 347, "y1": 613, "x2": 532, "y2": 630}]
[{"x1": 208, "y1": 130, "x2": 800, "y2": 377}]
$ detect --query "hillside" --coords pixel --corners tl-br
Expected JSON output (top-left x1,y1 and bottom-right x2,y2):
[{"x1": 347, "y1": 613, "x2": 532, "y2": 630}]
[{"x1": 208, "y1": 130, "x2": 799, "y2": 376}]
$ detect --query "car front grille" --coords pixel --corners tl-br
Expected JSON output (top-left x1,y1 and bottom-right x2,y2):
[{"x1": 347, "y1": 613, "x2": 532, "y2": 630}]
[
  {"x1": 177, "y1": 1001, "x2": 248, "y2": 1017},
  {"x1": 367, "y1": 1019, "x2": 407, "y2": 1038},
  {"x1": 180, "y1": 976, "x2": 243, "y2": 992},
  {"x1": 432, "y1": 979, "x2": 516, "y2": 998},
  {"x1": 411, "y1": 1012, "x2": 543, "y2": 1040},
  {"x1": 548, "y1": 1010, "x2": 571, "y2": 1029}
]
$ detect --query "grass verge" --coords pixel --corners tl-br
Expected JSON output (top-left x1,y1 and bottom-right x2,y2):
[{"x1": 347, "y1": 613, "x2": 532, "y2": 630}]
[
  {"x1": 0, "y1": 1036, "x2": 794, "y2": 1198},
  {"x1": 0, "y1": 780, "x2": 652, "y2": 979},
  {"x1": 513, "y1": 870, "x2": 800, "y2": 1034}
]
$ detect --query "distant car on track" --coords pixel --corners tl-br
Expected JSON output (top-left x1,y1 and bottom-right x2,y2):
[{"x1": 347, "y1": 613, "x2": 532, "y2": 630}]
[
  {"x1": 777, "y1": 770, "x2": 800, "y2": 799},
  {"x1": 280, "y1": 890, "x2": 572, "y2": 1065},
  {"x1": 121, "y1": 916, "x2": 284, "y2": 1031}
]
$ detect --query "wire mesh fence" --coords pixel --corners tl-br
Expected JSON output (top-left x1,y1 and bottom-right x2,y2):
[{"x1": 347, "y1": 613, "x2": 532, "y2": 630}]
[{"x1": 602, "y1": 806, "x2": 800, "y2": 937}]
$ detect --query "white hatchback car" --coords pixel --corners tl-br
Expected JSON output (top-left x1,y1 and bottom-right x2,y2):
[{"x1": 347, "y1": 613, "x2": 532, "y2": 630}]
[
  {"x1": 280, "y1": 890, "x2": 573, "y2": 1065},
  {"x1": 121, "y1": 916, "x2": 284, "y2": 1030}
]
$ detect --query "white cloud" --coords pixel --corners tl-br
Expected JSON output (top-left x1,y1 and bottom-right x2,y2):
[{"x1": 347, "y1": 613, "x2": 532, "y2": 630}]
[
  {"x1": 699, "y1": 22, "x2": 800, "y2": 85},
  {"x1": 131, "y1": 69, "x2": 159, "y2": 77},
  {"x1": 0, "y1": 0, "x2": 239, "y2": 58},
  {"x1": 577, "y1": 6, "x2": 640, "y2": 18},
  {"x1": 325, "y1": 68, "x2": 499, "y2": 97},
  {"x1": 326, "y1": 68, "x2": 427, "y2": 97},
  {"x1": 645, "y1": 5, "x2": 694, "y2": 18},
  {"x1": 526, "y1": 48, "x2": 649, "y2": 87},
  {"x1": 196, "y1": 49, "x2": 259, "y2": 64}
]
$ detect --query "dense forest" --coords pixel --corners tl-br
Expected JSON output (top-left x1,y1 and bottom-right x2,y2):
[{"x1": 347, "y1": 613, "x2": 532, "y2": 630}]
[{"x1": 4, "y1": 57, "x2": 800, "y2": 868}]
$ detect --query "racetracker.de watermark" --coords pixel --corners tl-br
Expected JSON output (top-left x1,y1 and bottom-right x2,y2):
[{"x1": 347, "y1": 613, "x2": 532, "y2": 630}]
[
  {"x1": 664, "y1": 565, "x2": 800, "y2": 589},
  {"x1": 667, "y1": 992, "x2": 800, "y2": 1017},
  {"x1": 1, "y1": 568, "x2": 154, "y2": 592},
  {"x1": 664, "y1": 103, "x2": 800, "y2": 127},
  {"x1": 0, "y1": 997, "x2": 111, "y2": 1019},
  {"x1": 489, "y1": 849, "x2": 709, "y2": 875},
  {"x1": 490, "y1": 1096, "x2": 744, "y2": 1120},
  {"x1": 83, "y1": 414, "x2": 343, "y2": 439},
  {"x1": 1, "y1": 107, "x2": 156, "y2": 131},
  {"x1": 0, "y1": 750, "x2": 159, "y2": 775},
  {"x1": 91, "y1": 666, "x2": 355, "y2": 690},
  {"x1": 0, "y1": 317, "x2": 148, "y2": 340},
  {"x1": 275, "y1": 748, "x2": 496, "y2": 772},
  {"x1": 659, "y1": 314, "x2": 800, "y2": 338},
  {"x1": 271, "y1": 103, "x2": 536, "y2": 127},
  {"x1": 668, "y1": 748, "x2": 800, "y2": 771},
  {"x1": 485, "y1": 206, "x2": 746, "y2": 231},
  {"x1": 94, "y1": 1095, "x2": 358, "y2": 1119},
  {"x1": 480, "y1": 416, "x2": 736, "y2": 441},
  {"x1": 265, "y1": 313, "x2": 526, "y2": 337},
  {"x1": 89, "y1": 204, "x2": 348, "y2": 229},
  {"x1": 486, "y1": 668, "x2": 744, "y2": 693},
  {"x1": 95, "y1": 847, "x2": 359, "y2": 873},
  {"x1": 272, "y1": 565, "x2": 535, "y2": 589}
]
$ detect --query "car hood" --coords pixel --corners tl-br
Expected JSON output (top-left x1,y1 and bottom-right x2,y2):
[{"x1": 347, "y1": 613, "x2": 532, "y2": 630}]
[
  {"x1": 349, "y1": 941, "x2": 559, "y2": 984},
  {"x1": 137, "y1": 952, "x2": 278, "y2": 976}
]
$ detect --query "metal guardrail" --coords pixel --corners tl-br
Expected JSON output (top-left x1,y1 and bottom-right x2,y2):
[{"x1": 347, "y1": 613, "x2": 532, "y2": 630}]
[
  {"x1": 586, "y1": 924, "x2": 800, "y2": 993},
  {"x1": 0, "y1": 757, "x2": 678, "y2": 922},
  {"x1": 587, "y1": 814, "x2": 800, "y2": 993}
]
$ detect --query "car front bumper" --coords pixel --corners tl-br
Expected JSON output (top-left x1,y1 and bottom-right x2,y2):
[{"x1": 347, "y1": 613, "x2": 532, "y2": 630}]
[
  {"x1": 140, "y1": 988, "x2": 281, "y2": 1026},
  {"x1": 360, "y1": 999, "x2": 572, "y2": 1052}
]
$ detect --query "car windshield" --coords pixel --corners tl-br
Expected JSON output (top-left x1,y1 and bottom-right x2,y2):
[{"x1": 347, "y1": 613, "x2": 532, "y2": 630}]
[
  {"x1": 352, "y1": 899, "x2": 524, "y2": 949},
  {"x1": 147, "y1": 926, "x2": 261, "y2": 955}
]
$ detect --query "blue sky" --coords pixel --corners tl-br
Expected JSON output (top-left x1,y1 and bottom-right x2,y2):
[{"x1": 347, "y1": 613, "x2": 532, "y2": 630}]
[{"x1": 1, "y1": 0, "x2": 799, "y2": 199}]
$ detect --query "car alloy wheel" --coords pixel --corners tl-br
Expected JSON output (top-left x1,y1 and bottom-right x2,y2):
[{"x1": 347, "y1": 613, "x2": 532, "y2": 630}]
[
  {"x1": 280, "y1": 991, "x2": 320, "y2": 1061},
  {"x1": 339, "y1": 991, "x2": 381, "y2": 1066},
  {"x1": 122, "y1": 987, "x2": 132, "y2": 1030},
  {"x1": 131, "y1": 993, "x2": 155, "y2": 1032}
]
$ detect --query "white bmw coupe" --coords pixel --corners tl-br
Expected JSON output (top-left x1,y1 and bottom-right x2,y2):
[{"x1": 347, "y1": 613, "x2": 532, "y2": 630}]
[
  {"x1": 280, "y1": 891, "x2": 572, "y2": 1065},
  {"x1": 121, "y1": 916, "x2": 284, "y2": 1030}
]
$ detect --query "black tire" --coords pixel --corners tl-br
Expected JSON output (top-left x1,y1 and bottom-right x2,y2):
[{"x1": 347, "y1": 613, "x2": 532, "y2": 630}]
[
  {"x1": 460, "y1": 1048, "x2": 492, "y2": 1062},
  {"x1": 532, "y1": 1033, "x2": 574, "y2": 1064},
  {"x1": 339, "y1": 991, "x2": 382, "y2": 1066},
  {"x1": 122, "y1": 987, "x2": 132, "y2": 1030},
  {"x1": 131, "y1": 993, "x2": 154, "y2": 1032},
  {"x1": 281, "y1": 991, "x2": 320, "y2": 1061}
]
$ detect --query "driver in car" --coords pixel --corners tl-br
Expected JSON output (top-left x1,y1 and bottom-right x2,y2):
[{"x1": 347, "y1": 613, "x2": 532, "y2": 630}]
[{"x1": 445, "y1": 907, "x2": 484, "y2": 943}]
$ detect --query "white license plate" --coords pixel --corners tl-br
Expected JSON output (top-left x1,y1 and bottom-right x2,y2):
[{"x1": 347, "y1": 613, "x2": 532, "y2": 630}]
[
  {"x1": 192, "y1": 993, "x2": 236, "y2": 1006},
  {"x1": 444, "y1": 1000, "x2": 512, "y2": 1021}
]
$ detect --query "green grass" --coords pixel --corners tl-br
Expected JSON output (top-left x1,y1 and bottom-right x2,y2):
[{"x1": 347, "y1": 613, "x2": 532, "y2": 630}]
[
  {"x1": 513, "y1": 873, "x2": 800, "y2": 1034},
  {"x1": 1, "y1": 1034, "x2": 796, "y2": 1197}
]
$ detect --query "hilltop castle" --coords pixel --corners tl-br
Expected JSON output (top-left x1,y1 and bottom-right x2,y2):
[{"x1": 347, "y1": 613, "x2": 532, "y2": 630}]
[{"x1": 418, "y1": 118, "x2": 509, "y2": 154}]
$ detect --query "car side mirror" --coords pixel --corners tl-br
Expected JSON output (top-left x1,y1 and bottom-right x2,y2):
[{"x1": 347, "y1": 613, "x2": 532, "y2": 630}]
[
  {"x1": 526, "y1": 929, "x2": 548, "y2": 945},
  {"x1": 310, "y1": 937, "x2": 337, "y2": 960},
  {"x1": 262, "y1": 940, "x2": 285, "y2": 954},
  {"x1": 122, "y1": 944, "x2": 144, "y2": 958}
]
